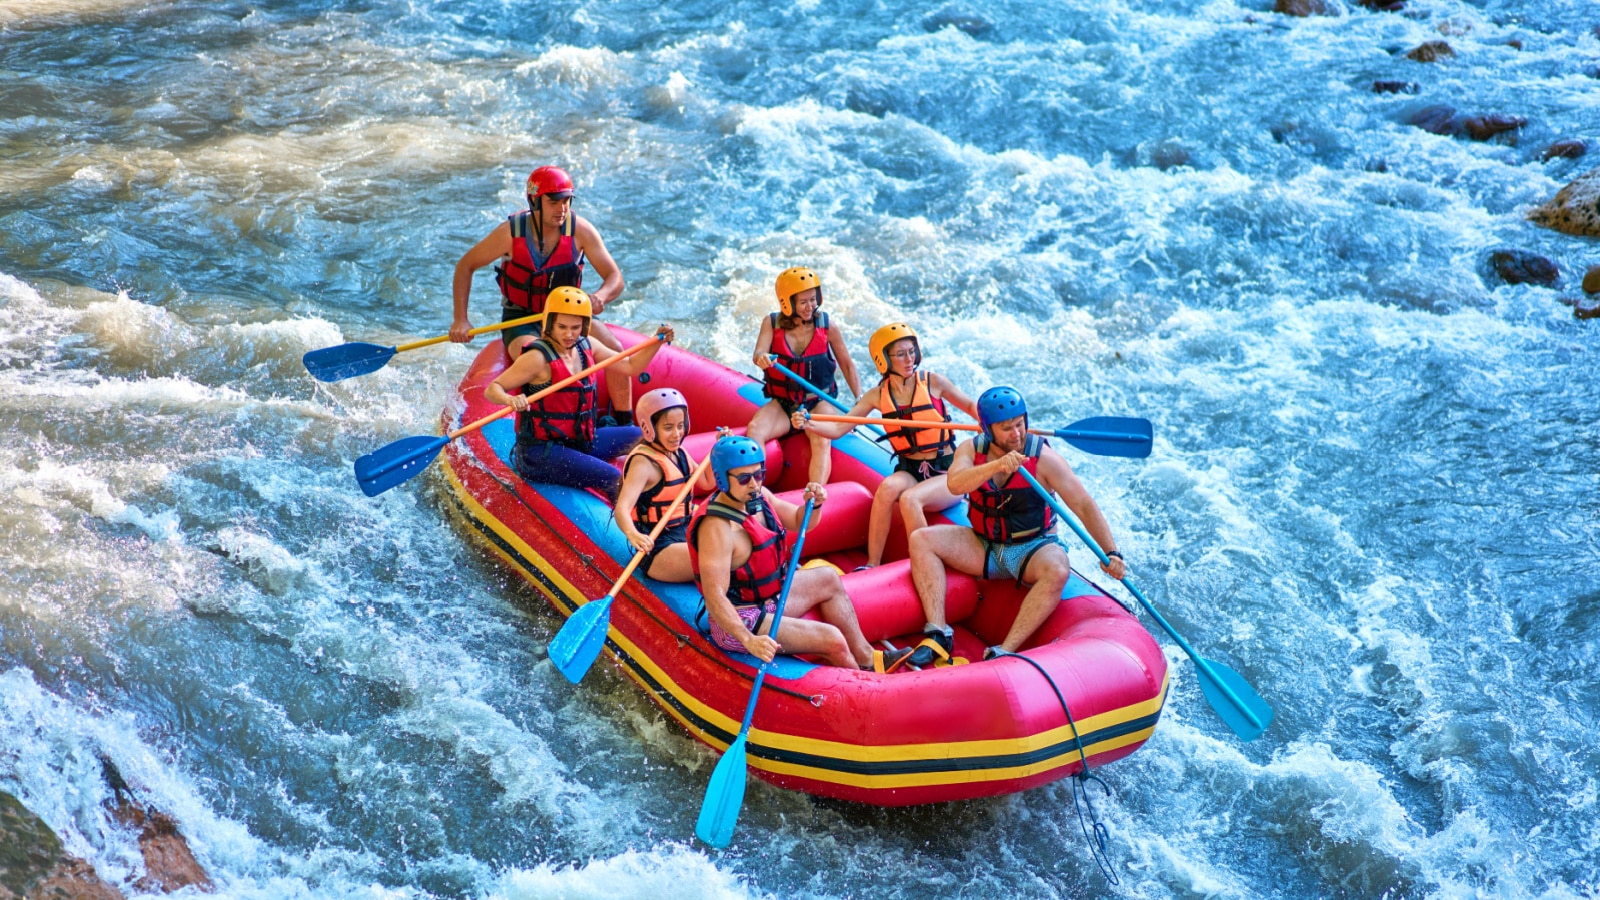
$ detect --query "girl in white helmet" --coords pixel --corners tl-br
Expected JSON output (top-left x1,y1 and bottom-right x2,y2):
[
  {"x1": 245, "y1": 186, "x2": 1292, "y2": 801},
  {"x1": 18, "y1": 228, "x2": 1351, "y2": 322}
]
[{"x1": 613, "y1": 389, "x2": 725, "y2": 582}]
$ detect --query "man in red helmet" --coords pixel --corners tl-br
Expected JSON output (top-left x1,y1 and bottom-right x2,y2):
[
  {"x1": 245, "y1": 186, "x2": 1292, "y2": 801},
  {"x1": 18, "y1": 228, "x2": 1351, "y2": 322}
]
[{"x1": 451, "y1": 166, "x2": 636, "y2": 423}]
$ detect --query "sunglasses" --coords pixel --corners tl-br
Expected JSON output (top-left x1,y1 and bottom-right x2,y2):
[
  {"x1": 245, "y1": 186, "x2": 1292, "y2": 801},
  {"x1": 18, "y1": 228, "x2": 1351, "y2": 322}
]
[{"x1": 730, "y1": 468, "x2": 766, "y2": 486}]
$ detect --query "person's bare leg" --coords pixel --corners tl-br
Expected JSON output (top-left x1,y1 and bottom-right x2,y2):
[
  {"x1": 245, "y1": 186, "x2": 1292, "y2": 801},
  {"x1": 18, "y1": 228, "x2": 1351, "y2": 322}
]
[
  {"x1": 807, "y1": 430, "x2": 832, "y2": 485},
  {"x1": 744, "y1": 401, "x2": 789, "y2": 456},
  {"x1": 865, "y1": 472, "x2": 914, "y2": 567},
  {"x1": 1000, "y1": 544, "x2": 1071, "y2": 652},
  {"x1": 908, "y1": 525, "x2": 988, "y2": 629},
  {"x1": 779, "y1": 568, "x2": 873, "y2": 667},
  {"x1": 644, "y1": 544, "x2": 694, "y2": 583},
  {"x1": 899, "y1": 475, "x2": 959, "y2": 542}
]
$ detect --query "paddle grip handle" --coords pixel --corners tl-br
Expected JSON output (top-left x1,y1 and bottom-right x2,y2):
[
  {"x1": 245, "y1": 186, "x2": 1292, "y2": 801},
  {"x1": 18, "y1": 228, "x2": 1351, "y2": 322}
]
[{"x1": 1013, "y1": 467, "x2": 1264, "y2": 731}]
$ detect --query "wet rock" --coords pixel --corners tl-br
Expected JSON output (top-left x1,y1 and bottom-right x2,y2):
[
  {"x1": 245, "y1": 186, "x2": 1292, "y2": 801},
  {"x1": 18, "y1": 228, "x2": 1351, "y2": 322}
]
[
  {"x1": 0, "y1": 791, "x2": 126, "y2": 900},
  {"x1": 1407, "y1": 105, "x2": 1459, "y2": 135},
  {"x1": 1529, "y1": 169, "x2": 1600, "y2": 238},
  {"x1": 1357, "y1": 0, "x2": 1405, "y2": 10},
  {"x1": 1373, "y1": 80, "x2": 1419, "y2": 94},
  {"x1": 1584, "y1": 266, "x2": 1600, "y2": 294},
  {"x1": 1274, "y1": 0, "x2": 1334, "y2": 16},
  {"x1": 1542, "y1": 139, "x2": 1587, "y2": 161},
  {"x1": 922, "y1": 8, "x2": 992, "y2": 37},
  {"x1": 1483, "y1": 249, "x2": 1559, "y2": 287},
  {"x1": 1407, "y1": 41, "x2": 1455, "y2": 62},
  {"x1": 1576, "y1": 301, "x2": 1600, "y2": 320},
  {"x1": 1507, "y1": 38, "x2": 1523, "y2": 50},
  {"x1": 1461, "y1": 114, "x2": 1526, "y2": 141},
  {"x1": 101, "y1": 756, "x2": 213, "y2": 894}
]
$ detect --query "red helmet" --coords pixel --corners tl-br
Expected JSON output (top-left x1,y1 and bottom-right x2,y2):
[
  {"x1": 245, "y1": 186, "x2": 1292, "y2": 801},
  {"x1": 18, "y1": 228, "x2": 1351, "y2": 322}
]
[{"x1": 526, "y1": 166, "x2": 575, "y2": 200}]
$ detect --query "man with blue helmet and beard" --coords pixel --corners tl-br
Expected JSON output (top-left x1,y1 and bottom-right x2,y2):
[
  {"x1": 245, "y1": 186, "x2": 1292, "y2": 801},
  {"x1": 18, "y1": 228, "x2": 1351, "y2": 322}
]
[
  {"x1": 902, "y1": 387, "x2": 1127, "y2": 668},
  {"x1": 688, "y1": 435, "x2": 914, "y2": 673}
]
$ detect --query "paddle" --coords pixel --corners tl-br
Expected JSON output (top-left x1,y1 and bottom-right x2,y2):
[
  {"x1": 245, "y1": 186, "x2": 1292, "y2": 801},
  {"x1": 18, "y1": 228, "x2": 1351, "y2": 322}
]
[
  {"x1": 353, "y1": 333, "x2": 661, "y2": 497},
  {"x1": 304, "y1": 314, "x2": 543, "y2": 382},
  {"x1": 766, "y1": 362, "x2": 884, "y2": 438},
  {"x1": 1014, "y1": 466, "x2": 1273, "y2": 741},
  {"x1": 695, "y1": 497, "x2": 817, "y2": 848},
  {"x1": 549, "y1": 453, "x2": 715, "y2": 684},
  {"x1": 805, "y1": 413, "x2": 1153, "y2": 459}
]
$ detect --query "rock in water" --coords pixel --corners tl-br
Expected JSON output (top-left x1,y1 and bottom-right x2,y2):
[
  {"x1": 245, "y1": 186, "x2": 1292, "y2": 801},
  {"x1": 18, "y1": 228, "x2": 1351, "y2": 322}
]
[
  {"x1": 1357, "y1": 0, "x2": 1405, "y2": 9},
  {"x1": 1543, "y1": 139, "x2": 1587, "y2": 161},
  {"x1": 1373, "y1": 80, "x2": 1419, "y2": 94},
  {"x1": 1583, "y1": 266, "x2": 1600, "y2": 294},
  {"x1": 1483, "y1": 250, "x2": 1559, "y2": 287},
  {"x1": 1529, "y1": 169, "x2": 1600, "y2": 238},
  {"x1": 1407, "y1": 41, "x2": 1455, "y2": 62},
  {"x1": 1274, "y1": 0, "x2": 1333, "y2": 16},
  {"x1": 1408, "y1": 105, "x2": 1458, "y2": 135},
  {"x1": 1462, "y1": 114, "x2": 1526, "y2": 141},
  {"x1": 0, "y1": 791, "x2": 126, "y2": 900}
]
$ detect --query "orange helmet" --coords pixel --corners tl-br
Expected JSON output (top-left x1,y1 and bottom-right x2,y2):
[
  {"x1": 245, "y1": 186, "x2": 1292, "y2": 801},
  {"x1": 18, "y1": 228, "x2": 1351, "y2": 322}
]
[
  {"x1": 868, "y1": 322, "x2": 920, "y2": 375},
  {"x1": 774, "y1": 267, "x2": 822, "y2": 317},
  {"x1": 542, "y1": 286, "x2": 592, "y2": 336}
]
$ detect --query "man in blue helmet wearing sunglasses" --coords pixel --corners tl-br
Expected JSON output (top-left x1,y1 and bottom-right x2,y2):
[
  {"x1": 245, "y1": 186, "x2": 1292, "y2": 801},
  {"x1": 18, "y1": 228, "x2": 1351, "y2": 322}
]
[
  {"x1": 688, "y1": 436, "x2": 913, "y2": 673},
  {"x1": 903, "y1": 387, "x2": 1126, "y2": 667}
]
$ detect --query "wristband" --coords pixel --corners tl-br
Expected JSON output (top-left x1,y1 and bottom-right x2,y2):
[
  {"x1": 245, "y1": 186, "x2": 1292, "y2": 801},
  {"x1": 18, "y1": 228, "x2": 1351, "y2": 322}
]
[{"x1": 1106, "y1": 550, "x2": 1124, "y2": 561}]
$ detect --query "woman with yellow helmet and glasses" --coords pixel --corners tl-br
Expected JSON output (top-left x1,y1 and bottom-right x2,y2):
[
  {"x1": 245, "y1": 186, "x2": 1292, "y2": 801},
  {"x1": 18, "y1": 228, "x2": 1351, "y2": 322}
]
[
  {"x1": 790, "y1": 322, "x2": 978, "y2": 570},
  {"x1": 745, "y1": 267, "x2": 863, "y2": 487},
  {"x1": 485, "y1": 287, "x2": 673, "y2": 499}
]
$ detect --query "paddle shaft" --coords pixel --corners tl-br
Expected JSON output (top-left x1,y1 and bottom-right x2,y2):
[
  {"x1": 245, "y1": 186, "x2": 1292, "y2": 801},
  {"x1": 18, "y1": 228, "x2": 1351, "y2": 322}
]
[
  {"x1": 394, "y1": 314, "x2": 543, "y2": 353},
  {"x1": 606, "y1": 454, "x2": 714, "y2": 593},
  {"x1": 1013, "y1": 467, "x2": 1265, "y2": 731},
  {"x1": 729, "y1": 497, "x2": 817, "y2": 742},
  {"x1": 807, "y1": 413, "x2": 1147, "y2": 446},
  {"x1": 766, "y1": 363, "x2": 885, "y2": 438}
]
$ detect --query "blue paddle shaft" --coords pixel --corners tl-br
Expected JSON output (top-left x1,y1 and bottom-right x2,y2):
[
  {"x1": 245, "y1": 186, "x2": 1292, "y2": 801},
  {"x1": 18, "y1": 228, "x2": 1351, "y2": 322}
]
[
  {"x1": 767, "y1": 363, "x2": 885, "y2": 439},
  {"x1": 730, "y1": 497, "x2": 816, "y2": 734},
  {"x1": 1013, "y1": 467, "x2": 1266, "y2": 732}
]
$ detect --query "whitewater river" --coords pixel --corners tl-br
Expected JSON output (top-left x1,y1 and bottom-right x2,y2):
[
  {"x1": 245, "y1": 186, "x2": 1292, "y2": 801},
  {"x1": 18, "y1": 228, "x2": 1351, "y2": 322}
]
[{"x1": 2, "y1": 0, "x2": 1596, "y2": 896}]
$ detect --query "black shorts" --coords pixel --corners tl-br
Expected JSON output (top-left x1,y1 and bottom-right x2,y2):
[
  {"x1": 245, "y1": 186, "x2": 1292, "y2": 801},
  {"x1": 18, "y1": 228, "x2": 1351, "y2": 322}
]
[
  {"x1": 894, "y1": 452, "x2": 954, "y2": 483},
  {"x1": 640, "y1": 518, "x2": 688, "y2": 576},
  {"x1": 501, "y1": 305, "x2": 544, "y2": 351}
]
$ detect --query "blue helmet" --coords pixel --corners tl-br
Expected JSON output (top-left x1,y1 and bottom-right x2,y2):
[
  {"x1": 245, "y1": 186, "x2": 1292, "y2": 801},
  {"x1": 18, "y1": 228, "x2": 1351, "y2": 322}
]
[
  {"x1": 711, "y1": 435, "x2": 765, "y2": 492},
  {"x1": 977, "y1": 386, "x2": 1027, "y2": 437}
]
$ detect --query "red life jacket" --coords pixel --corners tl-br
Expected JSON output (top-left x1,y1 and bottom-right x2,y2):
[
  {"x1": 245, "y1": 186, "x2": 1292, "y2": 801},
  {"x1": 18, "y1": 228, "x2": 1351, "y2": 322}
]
[
  {"x1": 494, "y1": 212, "x2": 586, "y2": 311},
  {"x1": 876, "y1": 370, "x2": 954, "y2": 457},
  {"x1": 516, "y1": 337, "x2": 597, "y2": 444},
  {"x1": 625, "y1": 443, "x2": 693, "y2": 529},
  {"x1": 689, "y1": 495, "x2": 789, "y2": 606},
  {"x1": 762, "y1": 311, "x2": 837, "y2": 405},
  {"x1": 967, "y1": 434, "x2": 1055, "y2": 543}
]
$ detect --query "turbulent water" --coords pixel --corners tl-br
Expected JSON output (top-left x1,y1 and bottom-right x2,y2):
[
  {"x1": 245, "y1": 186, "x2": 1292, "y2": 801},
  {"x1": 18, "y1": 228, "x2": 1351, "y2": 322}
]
[{"x1": 2, "y1": 0, "x2": 1598, "y2": 896}]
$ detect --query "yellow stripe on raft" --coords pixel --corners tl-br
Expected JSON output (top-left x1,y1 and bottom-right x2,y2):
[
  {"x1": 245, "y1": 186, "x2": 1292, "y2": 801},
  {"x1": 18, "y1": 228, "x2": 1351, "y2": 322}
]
[{"x1": 440, "y1": 453, "x2": 1167, "y2": 790}]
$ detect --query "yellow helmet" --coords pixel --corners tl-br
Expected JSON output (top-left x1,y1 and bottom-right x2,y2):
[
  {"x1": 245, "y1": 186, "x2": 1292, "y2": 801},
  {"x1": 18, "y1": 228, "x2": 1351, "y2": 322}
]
[
  {"x1": 868, "y1": 322, "x2": 920, "y2": 375},
  {"x1": 774, "y1": 267, "x2": 822, "y2": 317},
  {"x1": 543, "y1": 286, "x2": 592, "y2": 336}
]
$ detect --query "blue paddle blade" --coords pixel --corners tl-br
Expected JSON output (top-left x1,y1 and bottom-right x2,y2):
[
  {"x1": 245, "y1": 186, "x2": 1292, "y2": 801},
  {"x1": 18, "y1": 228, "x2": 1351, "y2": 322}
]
[
  {"x1": 695, "y1": 733, "x2": 749, "y2": 848},
  {"x1": 354, "y1": 435, "x2": 447, "y2": 497},
  {"x1": 303, "y1": 342, "x2": 397, "y2": 383},
  {"x1": 1195, "y1": 658, "x2": 1275, "y2": 742},
  {"x1": 1054, "y1": 416, "x2": 1153, "y2": 459},
  {"x1": 550, "y1": 594, "x2": 614, "y2": 684}
]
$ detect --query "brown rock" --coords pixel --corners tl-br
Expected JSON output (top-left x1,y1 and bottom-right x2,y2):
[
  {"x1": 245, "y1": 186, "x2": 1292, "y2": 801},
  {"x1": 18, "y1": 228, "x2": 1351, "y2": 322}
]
[
  {"x1": 1484, "y1": 249, "x2": 1559, "y2": 287},
  {"x1": 1543, "y1": 139, "x2": 1587, "y2": 161},
  {"x1": 1461, "y1": 114, "x2": 1526, "y2": 141},
  {"x1": 0, "y1": 791, "x2": 125, "y2": 900},
  {"x1": 1407, "y1": 105, "x2": 1459, "y2": 135},
  {"x1": 1529, "y1": 169, "x2": 1600, "y2": 238},
  {"x1": 1357, "y1": 0, "x2": 1405, "y2": 9},
  {"x1": 25, "y1": 858, "x2": 126, "y2": 900},
  {"x1": 1373, "y1": 80, "x2": 1419, "y2": 94},
  {"x1": 1576, "y1": 302, "x2": 1600, "y2": 319},
  {"x1": 1274, "y1": 0, "x2": 1333, "y2": 16},
  {"x1": 1584, "y1": 265, "x2": 1600, "y2": 294},
  {"x1": 1407, "y1": 41, "x2": 1455, "y2": 62},
  {"x1": 114, "y1": 806, "x2": 213, "y2": 894},
  {"x1": 1507, "y1": 39, "x2": 1523, "y2": 50}
]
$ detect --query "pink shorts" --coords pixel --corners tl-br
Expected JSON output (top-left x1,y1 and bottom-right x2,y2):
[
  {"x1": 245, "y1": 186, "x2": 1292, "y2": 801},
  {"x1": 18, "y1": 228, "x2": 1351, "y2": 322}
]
[{"x1": 709, "y1": 600, "x2": 777, "y2": 653}]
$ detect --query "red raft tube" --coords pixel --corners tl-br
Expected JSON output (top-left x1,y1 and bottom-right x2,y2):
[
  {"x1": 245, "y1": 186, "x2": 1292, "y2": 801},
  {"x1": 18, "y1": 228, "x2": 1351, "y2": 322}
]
[{"x1": 438, "y1": 327, "x2": 1168, "y2": 806}]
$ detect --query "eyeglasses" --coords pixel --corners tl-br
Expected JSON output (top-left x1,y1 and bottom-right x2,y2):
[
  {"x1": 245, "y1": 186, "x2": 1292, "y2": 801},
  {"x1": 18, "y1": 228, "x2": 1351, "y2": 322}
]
[
  {"x1": 730, "y1": 468, "x2": 766, "y2": 486},
  {"x1": 887, "y1": 350, "x2": 917, "y2": 360}
]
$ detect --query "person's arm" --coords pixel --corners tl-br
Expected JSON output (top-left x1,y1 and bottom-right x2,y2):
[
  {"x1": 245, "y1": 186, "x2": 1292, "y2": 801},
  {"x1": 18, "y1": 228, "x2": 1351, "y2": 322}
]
[
  {"x1": 591, "y1": 324, "x2": 674, "y2": 375},
  {"x1": 828, "y1": 325, "x2": 863, "y2": 397},
  {"x1": 452, "y1": 221, "x2": 513, "y2": 342},
  {"x1": 1038, "y1": 445, "x2": 1125, "y2": 580},
  {"x1": 692, "y1": 430, "x2": 733, "y2": 492},
  {"x1": 698, "y1": 519, "x2": 781, "y2": 662},
  {"x1": 944, "y1": 439, "x2": 1018, "y2": 497},
  {"x1": 753, "y1": 314, "x2": 776, "y2": 371},
  {"x1": 928, "y1": 371, "x2": 980, "y2": 421},
  {"x1": 790, "y1": 390, "x2": 876, "y2": 439},
  {"x1": 770, "y1": 485, "x2": 826, "y2": 533},
  {"x1": 573, "y1": 216, "x2": 623, "y2": 315},
  {"x1": 613, "y1": 457, "x2": 661, "y2": 554},
  {"x1": 485, "y1": 350, "x2": 551, "y2": 409}
]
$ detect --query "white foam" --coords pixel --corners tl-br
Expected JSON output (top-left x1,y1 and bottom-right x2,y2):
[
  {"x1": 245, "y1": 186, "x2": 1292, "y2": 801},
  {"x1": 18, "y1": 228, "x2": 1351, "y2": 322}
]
[{"x1": 490, "y1": 847, "x2": 761, "y2": 900}]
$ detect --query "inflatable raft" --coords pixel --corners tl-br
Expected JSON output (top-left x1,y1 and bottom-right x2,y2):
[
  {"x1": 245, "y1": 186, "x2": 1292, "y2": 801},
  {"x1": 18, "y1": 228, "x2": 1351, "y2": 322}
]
[{"x1": 438, "y1": 328, "x2": 1168, "y2": 806}]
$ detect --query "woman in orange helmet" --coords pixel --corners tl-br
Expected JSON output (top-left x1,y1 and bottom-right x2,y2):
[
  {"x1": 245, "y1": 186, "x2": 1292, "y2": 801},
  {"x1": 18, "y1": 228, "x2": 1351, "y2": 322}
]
[
  {"x1": 745, "y1": 267, "x2": 862, "y2": 486},
  {"x1": 790, "y1": 322, "x2": 977, "y2": 570}
]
